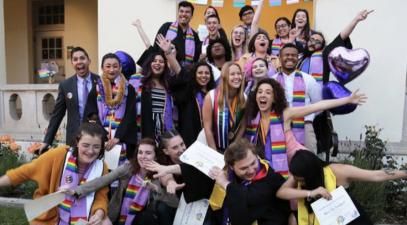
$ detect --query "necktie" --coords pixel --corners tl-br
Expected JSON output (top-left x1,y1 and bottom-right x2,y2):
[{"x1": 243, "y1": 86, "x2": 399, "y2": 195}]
[{"x1": 81, "y1": 79, "x2": 89, "y2": 120}]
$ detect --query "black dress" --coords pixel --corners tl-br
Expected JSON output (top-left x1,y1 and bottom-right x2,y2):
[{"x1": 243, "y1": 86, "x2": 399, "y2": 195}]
[{"x1": 168, "y1": 69, "x2": 205, "y2": 147}]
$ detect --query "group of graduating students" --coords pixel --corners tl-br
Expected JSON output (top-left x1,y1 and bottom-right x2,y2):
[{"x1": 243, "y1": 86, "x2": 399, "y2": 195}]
[{"x1": 0, "y1": 1, "x2": 406, "y2": 225}]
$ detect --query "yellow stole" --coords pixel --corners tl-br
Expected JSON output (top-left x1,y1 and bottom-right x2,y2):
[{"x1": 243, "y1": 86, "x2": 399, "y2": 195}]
[{"x1": 298, "y1": 166, "x2": 336, "y2": 225}]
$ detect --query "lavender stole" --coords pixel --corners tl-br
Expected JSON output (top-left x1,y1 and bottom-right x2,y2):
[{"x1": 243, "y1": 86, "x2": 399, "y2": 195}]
[
  {"x1": 277, "y1": 71, "x2": 306, "y2": 144},
  {"x1": 58, "y1": 149, "x2": 104, "y2": 225},
  {"x1": 96, "y1": 76, "x2": 128, "y2": 129},
  {"x1": 118, "y1": 174, "x2": 150, "y2": 225},
  {"x1": 245, "y1": 112, "x2": 289, "y2": 178},
  {"x1": 96, "y1": 77, "x2": 128, "y2": 165},
  {"x1": 165, "y1": 21, "x2": 195, "y2": 66},
  {"x1": 195, "y1": 91, "x2": 204, "y2": 125},
  {"x1": 299, "y1": 51, "x2": 323, "y2": 84}
]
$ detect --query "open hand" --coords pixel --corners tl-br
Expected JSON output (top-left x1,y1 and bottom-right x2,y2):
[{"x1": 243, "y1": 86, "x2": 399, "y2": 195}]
[
  {"x1": 166, "y1": 180, "x2": 185, "y2": 194},
  {"x1": 348, "y1": 89, "x2": 367, "y2": 105},
  {"x1": 145, "y1": 161, "x2": 168, "y2": 178}
]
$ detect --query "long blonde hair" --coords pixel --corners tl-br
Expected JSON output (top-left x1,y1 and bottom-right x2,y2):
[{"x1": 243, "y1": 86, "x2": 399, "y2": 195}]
[{"x1": 217, "y1": 62, "x2": 246, "y2": 112}]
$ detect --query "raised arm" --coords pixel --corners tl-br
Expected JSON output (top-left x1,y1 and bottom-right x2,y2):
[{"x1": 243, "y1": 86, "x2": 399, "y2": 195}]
[
  {"x1": 132, "y1": 19, "x2": 152, "y2": 49},
  {"x1": 332, "y1": 164, "x2": 407, "y2": 184},
  {"x1": 250, "y1": 0, "x2": 265, "y2": 36},
  {"x1": 340, "y1": 9, "x2": 373, "y2": 40},
  {"x1": 156, "y1": 34, "x2": 182, "y2": 75},
  {"x1": 284, "y1": 90, "x2": 367, "y2": 122}
]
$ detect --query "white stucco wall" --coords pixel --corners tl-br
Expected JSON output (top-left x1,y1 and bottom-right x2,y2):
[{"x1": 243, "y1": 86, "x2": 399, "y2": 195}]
[
  {"x1": 98, "y1": 0, "x2": 177, "y2": 74},
  {"x1": 315, "y1": 0, "x2": 407, "y2": 142}
]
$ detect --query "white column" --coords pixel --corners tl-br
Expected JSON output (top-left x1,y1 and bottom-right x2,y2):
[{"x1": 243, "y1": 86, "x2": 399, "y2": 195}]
[{"x1": 0, "y1": 0, "x2": 6, "y2": 85}]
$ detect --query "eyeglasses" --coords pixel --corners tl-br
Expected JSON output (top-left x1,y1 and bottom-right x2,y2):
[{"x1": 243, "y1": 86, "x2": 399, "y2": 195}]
[
  {"x1": 276, "y1": 24, "x2": 288, "y2": 29},
  {"x1": 309, "y1": 38, "x2": 323, "y2": 45}
]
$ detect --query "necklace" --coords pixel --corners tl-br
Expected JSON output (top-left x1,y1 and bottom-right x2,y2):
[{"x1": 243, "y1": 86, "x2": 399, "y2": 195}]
[{"x1": 101, "y1": 73, "x2": 126, "y2": 107}]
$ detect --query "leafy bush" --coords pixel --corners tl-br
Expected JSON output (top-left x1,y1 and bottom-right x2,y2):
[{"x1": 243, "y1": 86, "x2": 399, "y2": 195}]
[{"x1": 345, "y1": 126, "x2": 407, "y2": 223}]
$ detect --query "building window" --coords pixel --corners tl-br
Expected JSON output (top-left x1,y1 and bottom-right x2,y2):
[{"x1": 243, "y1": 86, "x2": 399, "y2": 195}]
[
  {"x1": 38, "y1": 4, "x2": 64, "y2": 25},
  {"x1": 41, "y1": 37, "x2": 63, "y2": 60}
]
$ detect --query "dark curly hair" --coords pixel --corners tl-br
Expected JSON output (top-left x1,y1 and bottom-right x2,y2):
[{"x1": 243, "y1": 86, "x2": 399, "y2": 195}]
[
  {"x1": 245, "y1": 78, "x2": 288, "y2": 121},
  {"x1": 206, "y1": 38, "x2": 232, "y2": 63},
  {"x1": 247, "y1": 31, "x2": 271, "y2": 54},
  {"x1": 191, "y1": 61, "x2": 216, "y2": 93},
  {"x1": 141, "y1": 51, "x2": 170, "y2": 91}
]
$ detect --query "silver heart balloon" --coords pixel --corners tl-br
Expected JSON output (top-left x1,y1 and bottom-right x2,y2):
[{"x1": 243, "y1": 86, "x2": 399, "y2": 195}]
[{"x1": 328, "y1": 47, "x2": 370, "y2": 84}]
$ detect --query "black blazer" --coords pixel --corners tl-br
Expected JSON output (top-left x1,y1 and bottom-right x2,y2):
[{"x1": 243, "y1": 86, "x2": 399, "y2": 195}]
[{"x1": 43, "y1": 73, "x2": 100, "y2": 146}]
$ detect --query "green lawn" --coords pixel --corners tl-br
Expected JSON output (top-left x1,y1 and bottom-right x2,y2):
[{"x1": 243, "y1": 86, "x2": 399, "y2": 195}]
[{"x1": 0, "y1": 207, "x2": 28, "y2": 225}]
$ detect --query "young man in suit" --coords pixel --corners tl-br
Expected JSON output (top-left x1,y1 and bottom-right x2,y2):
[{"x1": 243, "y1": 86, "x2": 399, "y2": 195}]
[{"x1": 40, "y1": 47, "x2": 100, "y2": 152}]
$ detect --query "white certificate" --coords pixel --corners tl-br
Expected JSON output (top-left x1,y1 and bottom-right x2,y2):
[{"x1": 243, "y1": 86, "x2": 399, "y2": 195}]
[
  {"x1": 180, "y1": 141, "x2": 225, "y2": 177},
  {"x1": 173, "y1": 194, "x2": 209, "y2": 225},
  {"x1": 104, "y1": 144, "x2": 121, "y2": 170},
  {"x1": 24, "y1": 191, "x2": 65, "y2": 221},
  {"x1": 311, "y1": 186, "x2": 360, "y2": 225}
]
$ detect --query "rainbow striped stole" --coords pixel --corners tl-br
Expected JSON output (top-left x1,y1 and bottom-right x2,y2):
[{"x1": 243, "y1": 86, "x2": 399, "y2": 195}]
[
  {"x1": 129, "y1": 74, "x2": 143, "y2": 142},
  {"x1": 165, "y1": 21, "x2": 196, "y2": 65},
  {"x1": 290, "y1": 72, "x2": 306, "y2": 144},
  {"x1": 266, "y1": 112, "x2": 289, "y2": 178},
  {"x1": 213, "y1": 89, "x2": 228, "y2": 151},
  {"x1": 310, "y1": 51, "x2": 323, "y2": 83},
  {"x1": 59, "y1": 199, "x2": 73, "y2": 212},
  {"x1": 271, "y1": 38, "x2": 283, "y2": 56},
  {"x1": 119, "y1": 174, "x2": 150, "y2": 225},
  {"x1": 66, "y1": 157, "x2": 77, "y2": 172}
]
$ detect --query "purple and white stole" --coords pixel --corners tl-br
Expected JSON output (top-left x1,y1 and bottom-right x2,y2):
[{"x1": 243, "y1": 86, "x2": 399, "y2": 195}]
[
  {"x1": 118, "y1": 174, "x2": 150, "y2": 225},
  {"x1": 277, "y1": 71, "x2": 306, "y2": 145},
  {"x1": 299, "y1": 51, "x2": 323, "y2": 84},
  {"x1": 165, "y1": 21, "x2": 195, "y2": 66},
  {"x1": 271, "y1": 38, "x2": 283, "y2": 56},
  {"x1": 58, "y1": 149, "x2": 104, "y2": 225},
  {"x1": 245, "y1": 112, "x2": 289, "y2": 178}
]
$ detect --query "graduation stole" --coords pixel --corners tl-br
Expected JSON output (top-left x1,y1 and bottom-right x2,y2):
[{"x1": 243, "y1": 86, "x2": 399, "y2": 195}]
[
  {"x1": 276, "y1": 71, "x2": 306, "y2": 145},
  {"x1": 245, "y1": 112, "x2": 289, "y2": 178},
  {"x1": 97, "y1": 73, "x2": 128, "y2": 129},
  {"x1": 299, "y1": 51, "x2": 323, "y2": 84},
  {"x1": 213, "y1": 89, "x2": 243, "y2": 152},
  {"x1": 298, "y1": 166, "x2": 336, "y2": 225},
  {"x1": 58, "y1": 149, "x2": 103, "y2": 225},
  {"x1": 129, "y1": 72, "x2": 143, "y2": 141},
  {"x1": 165, "y1": 21, "x2": 195, "y2": 65},
  {"x1": 271, "y1": 38, "x2": 283, "y2": 56},
  {"x1": 118, "y1": 174, "x2": 150, "y2": 225}
]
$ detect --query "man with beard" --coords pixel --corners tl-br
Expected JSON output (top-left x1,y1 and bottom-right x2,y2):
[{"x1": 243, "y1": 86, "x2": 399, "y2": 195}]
[
  {"x1": 154, "y1": 1, "x2": 202, "y2": 67},
  {"x1": 272, "y1": 43, "x2": 321, "y2": 152},
  {"x1": 206, "y1": 38, "x2": 232, "y2": 83},
  {"x1": 39, "y1": 47, "x2": 100, "y2": 152},
  {"x1": 297, "y1": 10, "x2": 372, "y2": 159}
]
